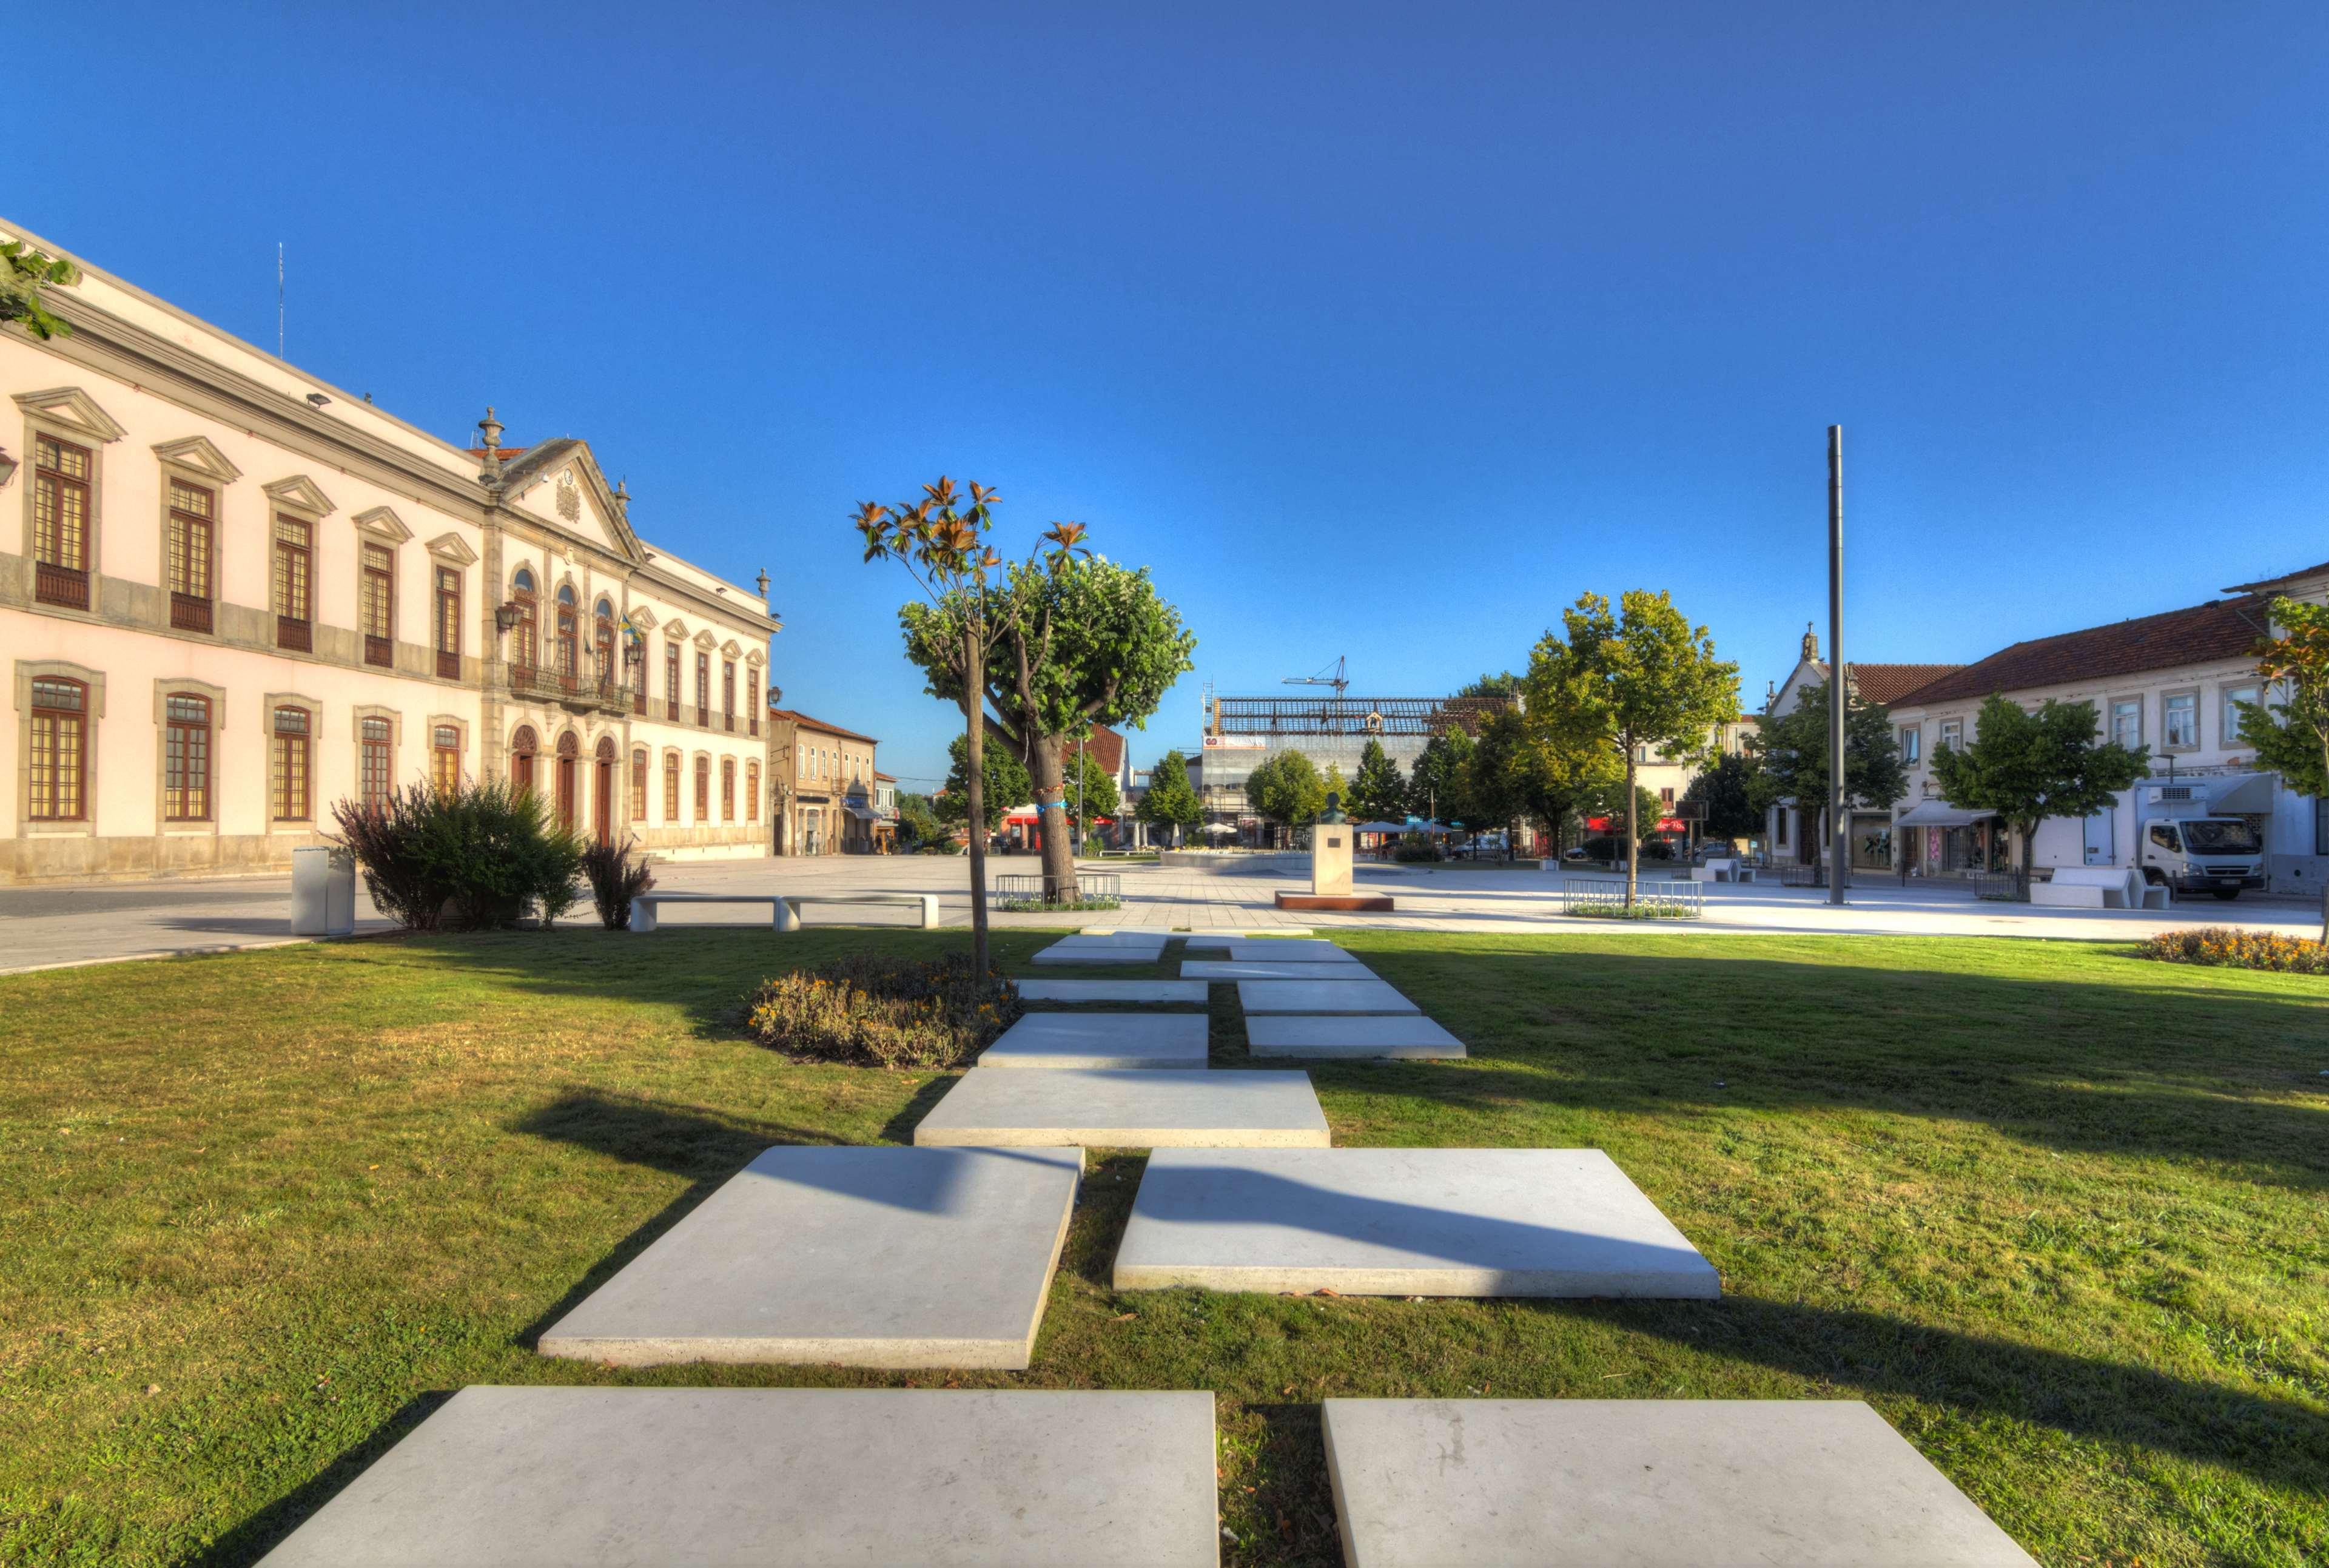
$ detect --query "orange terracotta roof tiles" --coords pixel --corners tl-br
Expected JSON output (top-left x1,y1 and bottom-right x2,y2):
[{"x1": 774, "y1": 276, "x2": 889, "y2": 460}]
[
  {"x1": 1890, "y1": 596, "x2": 2271, "y2": 707},
  {"x1": 765, "y1": 707, "x2": 880, "y2": 746}
]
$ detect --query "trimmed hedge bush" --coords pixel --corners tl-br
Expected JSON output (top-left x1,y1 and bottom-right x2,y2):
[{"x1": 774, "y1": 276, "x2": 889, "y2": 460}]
[{"x1": 332, "y1": 782, "x2": 585, "y2": 930}]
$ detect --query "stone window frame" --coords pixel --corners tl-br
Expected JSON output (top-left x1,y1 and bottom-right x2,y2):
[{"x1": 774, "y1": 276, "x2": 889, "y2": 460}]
[
  {"x1": 721, "y1": 755, "x2": 737, "y2": 823},
  {"x1": 15, "y1": 658, "x2": 107, "y2": 839},
  {"x1": 422, "y1": 533, "x2": 478, "y2": 682},
  {"x1": 264, "y1": 691, "x2": 323, "y2": 832},
  {"x1": 353, "y1": 703, "x2": 402, "y2": 812},
  {"x1": 693, "y1": 750, "x2": 712, "y2": 821},
  {"x1": 16, "y1": 388, "x2": 127, "y2": 622},
  {"x1": 2219, "y1": 681, "x2": 2262, "y2": 750},
  {"x1": 1897, "y1": 723, "x2": 1920, "y2": 764},
  {"x1": 152, "y1": 436, "x2": 243, "y2": 633},
  {"x1": 2159, "y1": 685, "x2": 2201, "y2": 754},
  {"x1": 747, "y1": 758, "x2": 762, "y2": 823},
  {"x1": 2106, "y1": 695, "x2": 2143, "y2": 751},
  {"x1": 630, "y1": 746, "x2": 650, "y2": 823},
  {"x1": 429, "y1": 713, "x2": 469, "y2": 793},
  {"x1": 351, "y1": 506, "x2": 413, "y2": 668},
  {"x1": 152, "y1": 677, "x2": 228, "y2": 836},
  {"x1": 662, "y1": 747, "x2": 683, "y2": 823}
]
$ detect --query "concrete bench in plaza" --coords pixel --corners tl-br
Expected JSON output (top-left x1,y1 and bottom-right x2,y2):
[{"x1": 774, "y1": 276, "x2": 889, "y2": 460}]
[
  {"x1": 630, "y1": 890, "x2": 939, "y2": 932},
  {"x1": 2030, "y1": 866, "x2": 2166, "y2": 910},
  {"x1": 1689, "y1": 857, "x2": 1755, "y2": 883}
]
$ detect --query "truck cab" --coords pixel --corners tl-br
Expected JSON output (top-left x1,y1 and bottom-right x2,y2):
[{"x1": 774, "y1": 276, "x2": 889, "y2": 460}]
[{"x1": 2138, "y1": 816, "x2": 2267, "y2": 900}]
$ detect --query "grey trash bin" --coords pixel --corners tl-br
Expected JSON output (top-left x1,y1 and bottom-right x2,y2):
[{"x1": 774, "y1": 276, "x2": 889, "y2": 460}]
[{"x1": 291, "y1": 846, "x2": 357, "y2": 937}]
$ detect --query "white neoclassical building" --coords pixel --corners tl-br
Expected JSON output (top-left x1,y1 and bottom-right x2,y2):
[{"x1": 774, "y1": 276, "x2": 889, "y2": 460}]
[{"x1": 1, "y1": 217, "x2": 776, "y2": 884}]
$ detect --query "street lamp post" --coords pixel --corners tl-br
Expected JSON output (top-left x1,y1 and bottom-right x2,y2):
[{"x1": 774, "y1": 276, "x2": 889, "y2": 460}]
[{"x1": 1827, "y1": 425, "x2": 1848, "y2": 907}]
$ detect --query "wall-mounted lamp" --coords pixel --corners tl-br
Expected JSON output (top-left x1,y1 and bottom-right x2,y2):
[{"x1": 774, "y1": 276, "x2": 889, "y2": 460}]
[
  {"x1": 0, "y1": 446, "x2": 15, "y2": 489},
  {"x1": 494, "y1": 602, "x2": 521, "y2": 635},
  {"x1": 306, "y1": 392, "x2": 332, "y2": 409}
]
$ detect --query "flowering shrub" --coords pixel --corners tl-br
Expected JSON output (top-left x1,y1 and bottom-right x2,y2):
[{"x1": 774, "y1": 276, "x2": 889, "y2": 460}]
[
  {"x1": 744, "y1": 954, "x2": 1021, "y2": 1069},
  {"x1": 2134, "y1": 927, "x2": 2329, "y2": 976}
]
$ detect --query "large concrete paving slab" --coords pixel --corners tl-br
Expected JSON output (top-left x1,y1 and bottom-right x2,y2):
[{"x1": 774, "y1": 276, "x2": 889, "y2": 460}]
[
  {"x1": 260, "y1": 1385, "x2": 1222, "y2": 1568},
  {"x1": 1246, "y1": 1014, "x2": 1467, "y2": 1060},
  {"x1": 1320, "y1": 1398, "x2": 2034, "y2": 1566},
  {"x1": 1114, "y1": 1148, "x2": 1719, "y2": 1297},
  {"x1": 1018, "y1": 978, "x2": 1210, "y2": 1004},
  {"x1": 1237, "y1": 978, "x2": 1419, "y2": 1014},
  {"x1": 915, "y1": 1068, "x2": 1330, "y2": 1148},
  {"x1": 1185, "y1": 926, "x2": 1311, "y2": 944},
  {"x1": 537, "y1": 1145, "x2": 1081, "y2": 1368},
  {"x1": 1183, "y1": 958, "x2": 1371, "y2": 980},
  {"x1": 1039, "y1": 930, "x2": 1172, "y2": 947},
  {"x1": 1223, "y1": 938, "x2": 1356, "y2": 961},
  {"x1": 980, "y1": 1012, "x2": 1209, "y2": 1070},
  {"x1": 1030, "y1": 936, "x2": 1169, "y2": 967}
]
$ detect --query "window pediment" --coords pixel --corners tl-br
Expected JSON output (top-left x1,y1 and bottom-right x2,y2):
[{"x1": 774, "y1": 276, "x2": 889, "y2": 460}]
[
  {"x1": 262, "y1": 474, "x2": 337, "y2": 517},
  {"x1": 152, "y1": 435, "x2": 242, "y2": 483},
  {"x1": 425, "y1": 532, "x2": 480, "y2": 567},
  {"x1": 352, "y1": 505, "x2": 413, "y2": 545},
  {"x1": 14, "y1": 386, "x2": 127, "y2": 443},
  {"x1": 720, "y1": 639, "x2": 744, "y2": 659},
  {"x1": 694, "y1": 630, "x2": 718, "y2": 650},
  {"x1": 662, "y1": 618, "x2": 690, "y2": 641},
  {"x1": 625, "y1": 605, "x2": 659, "y2": 631}
]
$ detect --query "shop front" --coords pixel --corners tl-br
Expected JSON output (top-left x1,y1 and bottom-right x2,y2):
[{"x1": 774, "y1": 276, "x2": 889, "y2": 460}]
[{"x1": 1894, "y1": 799, "x2": 2003, "y2": 877}]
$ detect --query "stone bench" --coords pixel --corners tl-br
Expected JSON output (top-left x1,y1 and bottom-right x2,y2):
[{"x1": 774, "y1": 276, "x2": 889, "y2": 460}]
[
  {"x1": 631, "y1": 891, "x2": 939, "y2": 933},
  {"x1": 1688, "y1": 858, "x2": 1755, "y2": 883},
  {"x1": 2031, "y1": 867, "x2": 2164, "y2": 910}
]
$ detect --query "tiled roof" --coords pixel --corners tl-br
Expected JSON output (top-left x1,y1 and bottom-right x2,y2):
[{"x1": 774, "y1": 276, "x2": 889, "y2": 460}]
[
  {"x1": 1807, "y1": 662, "x2": 1968, "y2": 706},
  {"x1": 1067, "y1": 723, "x2": 1124, "y2": 776},
  {"x1": 766, "y1": 707, "x2": 879, "y2": 746},
  {"x1": 1890, "y1": 596, "x2": 2271, "y2": 707},
  {"x1": 2225, "y1": 557, "x2": 2329, "y2": 594},
  {"x1": 872, "y1": 770, "x2": 896, "y2": 782}
]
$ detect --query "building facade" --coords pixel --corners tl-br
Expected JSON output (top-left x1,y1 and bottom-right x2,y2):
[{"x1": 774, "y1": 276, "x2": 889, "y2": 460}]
[
  {"x1": 767, "y1": 707, "x2": 880, "y2": 853},
  {"x1": 1, "y1": 218, "x2": 773, "y2": 884},
  {"x1": 1195, "y1": 692, "x2": 1512, "y2": 842}
]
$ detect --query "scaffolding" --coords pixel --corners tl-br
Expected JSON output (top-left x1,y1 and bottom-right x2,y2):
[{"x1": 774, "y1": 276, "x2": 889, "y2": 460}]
[{"x1": 1209, "y1": 694, "x2": 1513, "y2": 739}]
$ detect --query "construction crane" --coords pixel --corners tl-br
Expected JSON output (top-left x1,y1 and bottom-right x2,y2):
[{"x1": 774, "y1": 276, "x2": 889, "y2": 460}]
[{"x1": 1282, "y1": 655, "x2": 1349, "y2": 697}]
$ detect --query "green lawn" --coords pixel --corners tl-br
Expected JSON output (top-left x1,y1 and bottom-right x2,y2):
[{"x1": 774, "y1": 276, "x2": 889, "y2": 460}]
[{"x1": 2, "y1": 929, "x2": 2325, "y2": 1566}]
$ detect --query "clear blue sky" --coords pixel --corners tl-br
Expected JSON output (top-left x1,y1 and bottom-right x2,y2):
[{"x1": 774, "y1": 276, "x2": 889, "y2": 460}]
[{"x1": 13, "y1": 3, "x2": 2325, "y2": 789}]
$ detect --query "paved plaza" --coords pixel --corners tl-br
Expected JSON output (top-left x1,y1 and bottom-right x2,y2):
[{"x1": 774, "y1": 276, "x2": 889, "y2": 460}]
[{"x1": 4, "y1": 850, "x2": 2319, "y2": 974}]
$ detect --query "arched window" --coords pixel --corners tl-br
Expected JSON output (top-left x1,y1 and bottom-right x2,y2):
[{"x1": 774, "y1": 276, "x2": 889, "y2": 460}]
[
  {"x1": 721, "y1": 757, "x2": 736, "y2": 822},
  {"x1": 594, "y1": 599, "x2": 616, "y2": 686},
  {"x1": 694, "y1": 754, "x2": 711, "y2": 819},
  {"x1": 664, "y1": 751, "x2": 681, "y2": 822},
  {"x1": 631, "y1": 748, "x2": 649, "y2": 822},
  {"x1": 163, "y1": 693, "x2": 212, "y2": 822},
  {"x1": 29, "y1": 677, "x2": 90, "y2": 821},
  {"x1": 511, "y1": 568, "x2": 538, "y2": 671},
  {"x1": 510, "y1": 724, "x2": 539, "y2": 795},
  {"x1": 556, "y1": 585, "x2": 578, "y2": 679},
  {"x1": 432, "y1": 724, "x2": 463, "y2": 793},
  {"x1": 593, "y1": 736, "x2": 617, "y2": 843},
  {"x1": 272, "y1": 705, "x2": 313, "y2": 822},
  {"x1": 554, "y1": 731, "x2": 580, "y2": 829},
  {"x1": 747, "y1": 759, "x2": 761, "y2": 823}
]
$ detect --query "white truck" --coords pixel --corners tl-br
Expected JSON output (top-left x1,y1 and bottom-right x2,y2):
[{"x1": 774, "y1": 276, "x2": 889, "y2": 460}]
[{"x1": 2134, "y1": 788, "x2": 2267, "y2": 900}]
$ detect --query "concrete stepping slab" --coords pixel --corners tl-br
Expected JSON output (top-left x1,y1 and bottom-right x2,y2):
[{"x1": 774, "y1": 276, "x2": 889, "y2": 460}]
[
  {"x1": 1246, "y1": 1014, "x2": 1467, "y2": 1059},
  {"x1": 980, "y1": 1012, "x2": 1209, "y2": 1070},
  {"x1": 1030, "y1": 945, "x2": 1165, "y2": 966},
  {"x1": 1183, "y1": 959, "x2": 1371, "y2": 981},
  {"x1": 1018, "y1": 979, "x2": 1210, "y2": 1004},
  {"x1": 915, "y1": 1068, "x2": 1330, "y2": 1148},
  {"x1": 1320, "y1": 1398, "x2": 2034, "y2": 1566},
  {"x1": 260, "y1": 1385, "x2": 1221, "y2": 1568},
  {"x1": 1223, "y1": 939, "x2": 1356, "y2": 961},
  {"x1": 1237, "y1": 978, "x2": 1419, "y2": 1014},
  {"x1": 1114, "y1": 1148, "x2": 1719, "y2": 1297},
  {"x1": 1040, "y1": 931, "x2": 1171, "y2": 947},
  {"x1": 537, "y1": 1145, "x2": 1081, "y2": 1368},
  {"x1": 1185, "y1": 926, "x2": 1311, "y2": 941}
]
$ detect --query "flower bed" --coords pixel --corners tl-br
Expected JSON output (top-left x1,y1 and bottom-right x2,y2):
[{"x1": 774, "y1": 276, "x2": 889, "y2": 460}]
[
  {"x1": 744, "y1": 954, "x2": 1021, "y2": 1068},
  {"x1": 2133, "y1": 927, "x2": 2328, "y2": 975}
]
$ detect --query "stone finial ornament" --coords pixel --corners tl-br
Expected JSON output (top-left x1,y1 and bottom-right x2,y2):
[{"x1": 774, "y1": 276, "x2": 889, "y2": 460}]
[{"x1": 476, "y1": 407, "x2": 505, "y2": 485}]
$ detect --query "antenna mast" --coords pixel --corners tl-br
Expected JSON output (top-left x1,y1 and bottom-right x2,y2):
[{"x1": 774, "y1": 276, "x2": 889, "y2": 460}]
[{"x1": 276, "y1": 243, "x2": 284, "y2": 358}]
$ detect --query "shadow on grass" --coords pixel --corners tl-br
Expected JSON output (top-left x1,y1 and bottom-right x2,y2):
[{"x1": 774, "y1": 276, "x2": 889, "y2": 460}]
[
  {"x1": 878, "y1": 1074, "x2": 960, "y2": 1145},
  {"x1": 192, "y1": 1391, "x2": 454, "y2": 1568},
  {"x1": 1562, "y1": 1294, "x2": 2329, "y2": 1498}
]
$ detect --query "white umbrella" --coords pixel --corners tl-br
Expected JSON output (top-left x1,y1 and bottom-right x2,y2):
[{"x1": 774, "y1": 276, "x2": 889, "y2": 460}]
[{"x1": 1200, "y1": 822, "x2": 1238, "y2": 838}]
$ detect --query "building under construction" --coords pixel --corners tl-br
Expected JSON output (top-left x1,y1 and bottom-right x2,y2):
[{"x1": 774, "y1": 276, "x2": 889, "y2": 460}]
[{"x1": 1197, "y1": 691, "x2": 1513, "y2": 834}]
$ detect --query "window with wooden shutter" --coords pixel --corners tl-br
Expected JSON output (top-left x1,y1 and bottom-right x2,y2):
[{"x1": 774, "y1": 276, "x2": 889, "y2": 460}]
[
  {"x1": 272, "y1": 706, "x2": 312, "y2": 821},
  {"x1": 432, "y1": 724, "x2": 462, "y2": 793},
  {"x1": 273, "y1": 517, "x2": 313, "y2": 651},
  {"x1": 435, "y1": 567, "x2": 462, "y2": 679},
  {"x1": 33, "y1": 436, "x2": 93, "y2": 608},
  {"x1": 30, "y1": 678, "x2": 89, "y2": 819},
  {"x1": 695, "y1": 755, "x2": 710, "y2": 818},
  {"x1": 747, "y1": 761, "x2": 761, "y2": 823},
  {"x1": 167, "y1": 479, "x2": 215, "y2": 632},
  {"x1": 164, "y1": 695, "x2": 212, "y2": 821},
  {"x1": 361, "y1": 544, "x2": 395, "y2": 667},
  {"x1": 631, "y1": 749, "x2": 648, "y2": 821},
  {"x1": 664, "y1": 752, "x2": 681, "y2": 821}
]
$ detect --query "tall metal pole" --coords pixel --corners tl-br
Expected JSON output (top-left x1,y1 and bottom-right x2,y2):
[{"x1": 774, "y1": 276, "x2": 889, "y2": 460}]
[{"x1": 1827, "y1": 425, "x2": 1848, "y2": 906}]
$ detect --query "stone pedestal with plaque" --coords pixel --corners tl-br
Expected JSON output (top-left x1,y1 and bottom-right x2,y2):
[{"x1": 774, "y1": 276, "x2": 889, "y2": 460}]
[{"x1": 1275, "y1": 794, "x2": 1397, "y2": 912}]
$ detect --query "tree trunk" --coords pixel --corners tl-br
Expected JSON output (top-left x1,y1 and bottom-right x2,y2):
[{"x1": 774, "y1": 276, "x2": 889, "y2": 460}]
[
  {"x1": 1623, "y1": 749, "x2": 1639, "y2": 910},
  {"x1": 1028, "y1": 733, "x2": 1077, "y2": 905},
  {"x1": 962, "y1": 630, "x2": 990, "y2": 977}
]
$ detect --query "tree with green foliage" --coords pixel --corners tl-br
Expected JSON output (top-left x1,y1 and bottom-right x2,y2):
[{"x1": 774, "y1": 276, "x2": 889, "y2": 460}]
[
  {"x1": 1062, "y1": 744, "x2": 1121, "y2": 840},
  {"x1": 1681, "y1": 750, "x2": 1762, "y2": 844},
  {"x1": 1321, "y1": 762, "x2": 1348, "y2": 814},
  {"x1": 905, "y1": 550, "x2": 1195, "y2": 901},
  {"x1": 1509, "y1": 639, "x2": 1627, "y2": 855},
  {"x1": 858, "y1": 477, "x2": 1035, "y2": 976},
  {"x1": 1533, "y1": 590, "x2": 1740, "y2": 907},
  {"x1": 1744, "y1": 678, "x2": 1907, "y2": 861},
  {"x1": 1459, "y1": 712, "x2": 1527, "y2": 857},
  {"x1": 1459, "y1": 671, "x2": 1519, "y2": 699},
  {"x1": 1, "y1": 241, "x2": 79, "y2": 341},
  {"x1": 1347, "y1": 737, "x2": 1408, "y2": 824},
  {"x1": 933, "y1": 730, "x2": 1032, "y2": 835},
  {"x1": 895, "y1": 791, "x2": 941, "y2": 849},
  {"x1": 2236, "y1": 595, "x2": 2329, "y2": 939},
  {"x1": 1931, "y1": 695, "x2": 2150, "y2": 898},
  {"x1": 1579, "y1": 778, "x2": 1665, "y2": 852},
  {"x1": 1137, "y1": 750, "x2": 1203, "y2": 846},
  {"x1": 1407, "y1": 728, "x2": 1476, "y2": 827},
  {"x1": 1246, "y1": 749, "x2": 1326, "y2": 838}
]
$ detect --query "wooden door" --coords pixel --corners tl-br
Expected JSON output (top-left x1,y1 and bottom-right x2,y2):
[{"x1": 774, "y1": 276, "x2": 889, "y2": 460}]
[{"x1": 594, "y1": 759, "x2": 613, "y2": 843}]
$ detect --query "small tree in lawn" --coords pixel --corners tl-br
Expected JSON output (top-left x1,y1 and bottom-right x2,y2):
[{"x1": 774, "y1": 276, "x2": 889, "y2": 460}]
[
  {"x1": 1247, "y1": 749, "x2": 1325, "y2": 841},
  {"x1": 1511, "y1": 641, "x2": 1625, "y2": 857},
  {"x1": 1538, "y1": 591, "x2": 1739, "y2": 909},
  {"x1": 1408, "y1": 728, "x2": 1476, "y2": 829},
  {"x1": 934, "y1": 732, "x2": 1032, "y2": 838},
  {"x1": 857, "y1": 477, "x2": 1027, "y2": 977},
  {"x1": 1929, "y1": 695, "x2": 2149, "y2": 899},
  {"x1": 2237, "y1": 595, "x2": 2329, "y2": 940},
  {"x1": 896, "y1": 791, "x2": 942, "y2": 849},
  {"x1": 1745, "y1": 678, "x2": 1907, "y2": 868},
  {"x1": 1137, "y1": 749, "x2": 1203, "y2": 846},
  {"x1": 1348, "y1": 737, "x2": 1407, "y2": 824}
]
